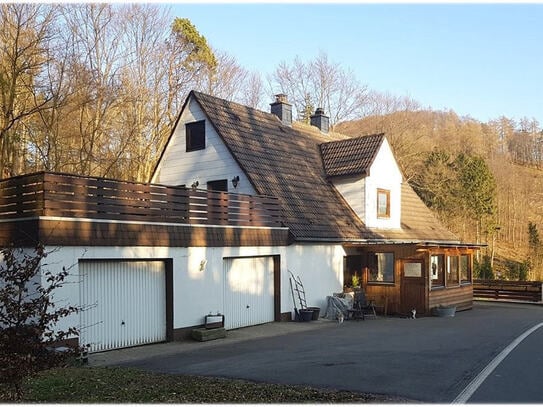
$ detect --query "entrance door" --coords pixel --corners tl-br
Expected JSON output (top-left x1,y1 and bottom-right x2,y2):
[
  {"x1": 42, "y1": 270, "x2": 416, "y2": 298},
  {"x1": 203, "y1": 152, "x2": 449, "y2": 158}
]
[{"x1": 400, "y1": 260, "x2": 426, "y2": 315}]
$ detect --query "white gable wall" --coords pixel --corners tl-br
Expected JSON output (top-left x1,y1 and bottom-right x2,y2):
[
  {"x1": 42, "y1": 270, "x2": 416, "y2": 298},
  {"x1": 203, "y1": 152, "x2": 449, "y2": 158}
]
[
  {"x1": 364, "y1": 138, "x2": 402, "y2": 229},
  {"x1": 331, "y1": 175, "x2": 366, "y2": 222},
  {"x1": 330, "y1": 138, "x2": 402, "y2": 229},
  {"x1": 153, "y1": 96, "x2": 256, "y2": 195}
]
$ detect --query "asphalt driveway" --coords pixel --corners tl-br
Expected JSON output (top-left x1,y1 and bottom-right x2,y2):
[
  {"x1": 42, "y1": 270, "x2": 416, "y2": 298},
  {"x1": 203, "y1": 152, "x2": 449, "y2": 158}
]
[{"x1": 94, "y1": 301, "x2": 543, "y2": 403}]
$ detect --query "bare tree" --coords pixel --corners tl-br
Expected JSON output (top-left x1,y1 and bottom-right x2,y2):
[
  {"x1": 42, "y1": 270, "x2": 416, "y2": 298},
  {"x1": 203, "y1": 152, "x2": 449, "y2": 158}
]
[
  {"x1": 0, "y1": 4, "x2": 58, "y2": 178},
  {"x1": 269, "y1": 51, "x2": 369, "y2": 127},
  {"x1": 239, "y1": 71, "x2": 265, "y2": 109},
  {"x1": 114, "y1": 4, "x2": 173, "y2": 181},
  {"x1": 58, "y1": 3, "x2": 127, "y2": 177}
]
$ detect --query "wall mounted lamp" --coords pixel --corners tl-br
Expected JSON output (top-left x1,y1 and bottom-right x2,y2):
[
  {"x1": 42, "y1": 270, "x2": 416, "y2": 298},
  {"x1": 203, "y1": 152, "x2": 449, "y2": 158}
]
[
  {"x1": 231, "y1": 176, "x2": 240, "y2": 189},
  {"x1": 191, "y1": 181, "x2": 199, "y2": 190}
]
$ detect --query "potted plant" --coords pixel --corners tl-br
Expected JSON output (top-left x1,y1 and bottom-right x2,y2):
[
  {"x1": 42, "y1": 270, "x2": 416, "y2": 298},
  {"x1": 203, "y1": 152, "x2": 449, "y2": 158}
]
[
  {"x1": 433, "y1": 304, "x2": 457, "y2": 317},
  {"x1": 351, "y1": 274, "x2": 361, "y2": 289}
]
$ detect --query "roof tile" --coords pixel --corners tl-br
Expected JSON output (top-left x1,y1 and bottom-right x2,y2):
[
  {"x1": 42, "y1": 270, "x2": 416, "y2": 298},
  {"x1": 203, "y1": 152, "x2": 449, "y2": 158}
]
[{"x1": 191, "y1": 91, "x2": 458, "y2": 244}]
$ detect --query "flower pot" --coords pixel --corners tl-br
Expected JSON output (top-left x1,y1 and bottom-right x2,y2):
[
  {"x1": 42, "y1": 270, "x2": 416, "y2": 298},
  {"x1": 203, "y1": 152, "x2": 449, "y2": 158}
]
[
  {"x1": 297, "y1": 309, "x2": 314, "y2": 322},
  {"x1": 433, "y1": 306, "x2": 457, "y2": 317},
  {"x1": 307, "y1": 307, "x2": 320, "y2": 320}
]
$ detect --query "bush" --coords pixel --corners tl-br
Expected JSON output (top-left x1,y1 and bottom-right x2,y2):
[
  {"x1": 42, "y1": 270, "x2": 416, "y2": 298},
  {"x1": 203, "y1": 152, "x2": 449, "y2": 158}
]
[
  {"x1": 0, "y1": 244, "x2": 81, "y2": 400},
  {"x1": 474, "y1": 255, "x2": 494, "y2": 280},
  {"x1": 504, "y1": 259, "x2": 530, "y2": 281}
]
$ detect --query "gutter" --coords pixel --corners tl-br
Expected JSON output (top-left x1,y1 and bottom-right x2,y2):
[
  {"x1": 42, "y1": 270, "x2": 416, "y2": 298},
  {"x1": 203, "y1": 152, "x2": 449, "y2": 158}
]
[{"x1": 293, "y1": 237, "x2": 485, "y2": 248}]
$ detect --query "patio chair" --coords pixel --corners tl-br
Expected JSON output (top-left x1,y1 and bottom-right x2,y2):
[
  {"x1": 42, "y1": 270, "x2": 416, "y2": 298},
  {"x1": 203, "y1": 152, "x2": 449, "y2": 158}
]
[{"x1": 347, "y1": 290, "x2": 377, "y2": 320}]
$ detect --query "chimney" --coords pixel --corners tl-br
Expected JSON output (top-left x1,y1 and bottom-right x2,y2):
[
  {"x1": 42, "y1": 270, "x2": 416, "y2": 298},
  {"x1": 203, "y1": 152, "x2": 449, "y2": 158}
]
[
  {"x1": 310, "y1": 107, "x2": 329, "y2": 134},
  {"x1": 270, "y1": 94, "x2": 292, "y2": 126}
]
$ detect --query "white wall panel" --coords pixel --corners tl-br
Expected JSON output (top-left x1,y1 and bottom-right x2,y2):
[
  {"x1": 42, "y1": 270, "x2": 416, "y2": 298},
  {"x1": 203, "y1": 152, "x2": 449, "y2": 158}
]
[
  {"x1": 154, "y1": 97, "x2": 255, "y2": 195},
  {"x1": 79, "y1": 261, "x2": 166, "y2": 352},
  {"x1": 284, "y1": 244, "x2": 345, "y2": 318},
  {"x1": 364, "y1": 138, "x2": 403, "y2": 229},
  {"x1": 43, "y1": 244, "x2": 346, "y2": 348}
]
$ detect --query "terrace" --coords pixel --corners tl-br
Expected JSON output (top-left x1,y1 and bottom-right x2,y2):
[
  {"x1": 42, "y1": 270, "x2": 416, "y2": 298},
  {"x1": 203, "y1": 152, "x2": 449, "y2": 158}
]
[{"x1": 0, "y1": 172, "x2": 288, "y2": 248}]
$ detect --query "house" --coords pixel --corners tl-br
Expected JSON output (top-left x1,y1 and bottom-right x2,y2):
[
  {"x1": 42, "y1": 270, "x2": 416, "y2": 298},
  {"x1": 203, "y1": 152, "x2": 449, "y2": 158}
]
[
  {"x1": 152, "y1": 91, "x2": 480, "y2": 317},
  {"x1": 0, "y1": 91, "x2": 479, "y2": 353},
  {"x1": 0, "y1": 172, "x2": 289, "y2": 352}
]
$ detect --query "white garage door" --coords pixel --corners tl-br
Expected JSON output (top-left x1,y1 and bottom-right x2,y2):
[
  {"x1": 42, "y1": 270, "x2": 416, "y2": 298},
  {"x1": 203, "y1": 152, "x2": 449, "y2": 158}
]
[
  {"x1": 80, "y1": 261, "x2": 166, "y2": 353},
  {"x1": 223, "y1": 256, "x2": 275, "y2": 330}
]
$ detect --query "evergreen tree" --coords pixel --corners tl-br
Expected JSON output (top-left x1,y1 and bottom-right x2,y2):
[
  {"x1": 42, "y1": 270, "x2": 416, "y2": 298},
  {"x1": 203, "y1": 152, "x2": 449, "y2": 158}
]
[
  {"x1": 299, "y1": 93, "x2": 314, "y2": 124},
  {"x1": 474, "y1": 255, "x2": 494, "y2": 280},
  {"x1": 453, "y1": 153, "x2": 497, "y2": 244},
  {"x1": 527, "y1": 221, "x2": 542, "y2": 279}
]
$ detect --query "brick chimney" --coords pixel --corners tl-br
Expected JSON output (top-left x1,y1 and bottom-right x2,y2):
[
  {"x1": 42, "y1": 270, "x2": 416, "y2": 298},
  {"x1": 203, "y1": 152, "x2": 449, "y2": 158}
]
[
  {"x1": 270, "y1": 94, "x2": 292, "y2": 126},
  {"x1": 310, "y1": 107, "x2": 329, "y2": 134}
]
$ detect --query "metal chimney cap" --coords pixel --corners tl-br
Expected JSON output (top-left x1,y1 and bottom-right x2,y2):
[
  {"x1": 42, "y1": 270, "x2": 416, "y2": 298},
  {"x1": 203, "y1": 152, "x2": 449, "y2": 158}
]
[
  {"x1": 314, "y1": 107, "x2": 325, "y2": 116},
  {"x1": 274, "y1": 94, "x2": 289, "y2": 103}
]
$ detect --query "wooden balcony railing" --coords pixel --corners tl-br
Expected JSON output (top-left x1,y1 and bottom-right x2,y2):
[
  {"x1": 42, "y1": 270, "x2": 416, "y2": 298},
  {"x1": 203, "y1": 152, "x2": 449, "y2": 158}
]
[
  {"x1": 473, "y1": 279, "x2": 543, "y2": 303},
  {"x1": 0, "y1": 172, "x2": 282, "y2": 228}
]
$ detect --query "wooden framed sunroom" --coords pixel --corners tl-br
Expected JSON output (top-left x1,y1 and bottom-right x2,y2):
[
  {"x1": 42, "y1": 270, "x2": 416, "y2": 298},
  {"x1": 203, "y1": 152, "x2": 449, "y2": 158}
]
[{"x1": 343, "y1": 242, "x2": 481, "y2": 317}]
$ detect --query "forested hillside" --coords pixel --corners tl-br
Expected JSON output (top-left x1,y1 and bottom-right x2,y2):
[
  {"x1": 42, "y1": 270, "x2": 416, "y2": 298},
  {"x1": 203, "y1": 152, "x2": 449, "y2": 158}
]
[
  {"x1": 2, "y1": 4, "x2": 542, "y2": 280},
  {"x1": 337, "y1": 106, "x2": 543, "y2": 280}
]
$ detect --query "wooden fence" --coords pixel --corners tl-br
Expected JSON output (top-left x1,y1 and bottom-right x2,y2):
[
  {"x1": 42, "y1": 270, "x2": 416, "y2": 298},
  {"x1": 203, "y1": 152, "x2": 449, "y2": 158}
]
[
  {"x1": 0, "y1": 172, "x2": 282, "y2": 227},
  {"x1": 473, "y1": 280, "x2": 543, "y2": 303}
]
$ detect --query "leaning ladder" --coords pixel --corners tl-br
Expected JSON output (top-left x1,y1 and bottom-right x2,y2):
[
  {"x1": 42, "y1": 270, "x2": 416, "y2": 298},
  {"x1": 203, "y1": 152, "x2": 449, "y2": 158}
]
[{"x1": 288, "y1": 270, "x2": 307, "y2": 310}]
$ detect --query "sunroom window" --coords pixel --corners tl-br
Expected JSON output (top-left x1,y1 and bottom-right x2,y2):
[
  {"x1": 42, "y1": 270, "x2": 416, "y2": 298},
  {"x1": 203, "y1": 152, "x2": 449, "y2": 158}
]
[
  {"x1": 368, "y1": 252, "x2": 394, "y2": 283},
  {"x1": 431, "y1": 254, "x2": 445, "y2": 288},
  {"x1": 447, "y1": 255, "x2": 460, "y2": 286},
  {"x1": 460, "y1": 254, "x2": 471, "y2": 284}
]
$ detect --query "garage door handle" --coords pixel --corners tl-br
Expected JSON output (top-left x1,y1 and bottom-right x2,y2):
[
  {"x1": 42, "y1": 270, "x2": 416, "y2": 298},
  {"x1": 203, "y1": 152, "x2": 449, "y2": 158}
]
[
  {"x1": 246, "y1": 305, "x2": 250, "y2": 309},
  {"x1": 121, "y1": 320, "x2": 125, "y2": 326}
]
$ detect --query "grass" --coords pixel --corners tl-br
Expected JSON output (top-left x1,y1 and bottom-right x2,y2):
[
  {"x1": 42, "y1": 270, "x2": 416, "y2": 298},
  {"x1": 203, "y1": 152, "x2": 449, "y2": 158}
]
[{"x1": 1, "y1": 366, "x2": 409, "y2": 403}]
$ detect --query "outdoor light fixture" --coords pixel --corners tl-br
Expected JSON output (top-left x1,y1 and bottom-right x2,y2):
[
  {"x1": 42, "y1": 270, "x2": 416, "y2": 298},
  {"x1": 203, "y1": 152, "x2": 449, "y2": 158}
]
[
  {"x1": 191, "y1": 181, "x2": 199, "y2": 190},
  {"x1": 231, "y1": 175, "x2": 240, "y2": 188}
]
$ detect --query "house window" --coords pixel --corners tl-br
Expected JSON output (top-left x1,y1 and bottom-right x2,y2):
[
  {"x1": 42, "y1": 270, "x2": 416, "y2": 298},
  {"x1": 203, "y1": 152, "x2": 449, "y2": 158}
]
[
  {"x1": 207, "y1": 179, "x2": 228, "y2": 192},
  {"x1": 368, "y1": 252, "x2": 394, "y2": 283},
  {"x1": 431, "y1": 254, "x2": 445, "y2": 288},
  {"x1": 343, "y1": 255, "x2": 363, "y2": 288},
  {"x1": 377, "y1": 189, "x2": 390, "y2": 219},
  {"x1": 447, "y1": 255, "x2": 460, "y2": 286},
  {"x1": 460, "y1": 254, "x2": 471, "y2": 284},
  {"x1": 186, "y1": 120, "x2": 205, "y2": 152}
]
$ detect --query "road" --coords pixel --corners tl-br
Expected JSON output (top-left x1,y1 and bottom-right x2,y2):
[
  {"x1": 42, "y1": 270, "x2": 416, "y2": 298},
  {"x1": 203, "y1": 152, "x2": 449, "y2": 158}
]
[
  {"x1": 114, "y1": 301, "x2": 543, "y2": 403},
  {"x1": 465, "y1": 321, "x2": 543, "y2": 403}
]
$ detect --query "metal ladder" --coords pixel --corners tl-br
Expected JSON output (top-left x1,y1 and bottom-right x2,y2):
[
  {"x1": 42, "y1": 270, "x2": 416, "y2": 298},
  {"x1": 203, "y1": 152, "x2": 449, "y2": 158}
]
[{"x1": 288, "y1": 270, "x2": 307, "y2": 310}]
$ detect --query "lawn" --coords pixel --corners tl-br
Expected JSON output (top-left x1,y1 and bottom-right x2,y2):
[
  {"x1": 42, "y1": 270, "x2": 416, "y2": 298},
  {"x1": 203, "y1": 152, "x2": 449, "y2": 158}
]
[{"x1": 1, "y1": 366, "x2": 408, "y2": 403}]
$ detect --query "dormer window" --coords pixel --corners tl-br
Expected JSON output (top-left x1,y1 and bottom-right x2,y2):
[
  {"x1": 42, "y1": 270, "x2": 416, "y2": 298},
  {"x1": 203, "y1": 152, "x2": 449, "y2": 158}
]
[
  {"x1": 377, "y1": 189, "x2": 390, "y2": 219},
  {"x1": 186, "y1": 120, "x2": 205, "y2": 152}
]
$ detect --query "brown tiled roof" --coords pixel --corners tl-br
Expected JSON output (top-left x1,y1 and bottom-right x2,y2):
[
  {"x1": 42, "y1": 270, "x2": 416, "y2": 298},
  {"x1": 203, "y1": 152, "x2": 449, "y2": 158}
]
[
  {"x1": 320, "y1": 134, "x2": 384, "y2": 177},
  {"x1": 374, "y1": 184, "x2": 459, "y2": 242},
  {"x1": 190, "y1": 91, "x2": 459, "y2": 244}
]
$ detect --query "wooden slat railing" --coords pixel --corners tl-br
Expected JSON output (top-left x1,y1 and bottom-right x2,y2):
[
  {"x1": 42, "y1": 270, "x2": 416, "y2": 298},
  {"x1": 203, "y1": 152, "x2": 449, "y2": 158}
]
[
  {"x1": 473, "y1": 280, "x2": 543, "y2": 303},
  {"x1": 0, "y1": 172, "x2": 283, "y2": 227}
]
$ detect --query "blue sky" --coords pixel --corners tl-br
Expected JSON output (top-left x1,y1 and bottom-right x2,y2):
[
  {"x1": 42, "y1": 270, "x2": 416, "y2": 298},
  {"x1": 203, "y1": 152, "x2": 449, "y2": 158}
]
[{"x1": 167, "y1": 3, "x2": 543, "y2": 125}]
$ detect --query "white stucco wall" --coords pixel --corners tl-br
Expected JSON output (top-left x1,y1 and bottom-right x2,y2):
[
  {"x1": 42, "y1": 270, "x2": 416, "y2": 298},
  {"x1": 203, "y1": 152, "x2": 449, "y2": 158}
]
[
  {"x1": 364, "y1": 138, "x2": 403, "y2": 229},
  {"x1": 331, "y1": 175, "x2": 366, "y2": 222},
  {"x1": 284, "y1": 244, "x2": 345, "y2": 317},
  {"x1": 153, "y1": 97, "x2": 256, "y2": 195},
  {"x1": 41, "y1": 243, "x2": 345, "y2": 338},
  {"x1": 331, "y1": 138, "x2": 403, "y2": 229}
]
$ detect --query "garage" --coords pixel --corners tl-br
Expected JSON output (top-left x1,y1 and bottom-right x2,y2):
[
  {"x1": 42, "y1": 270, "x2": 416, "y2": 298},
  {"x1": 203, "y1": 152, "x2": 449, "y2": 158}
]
[
  {"x1": 223, "y1": 256, "x2": 276, "y2": 330},
  {"x1": 79, "y1": 260, "x2": 167, "y2": 353}
]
